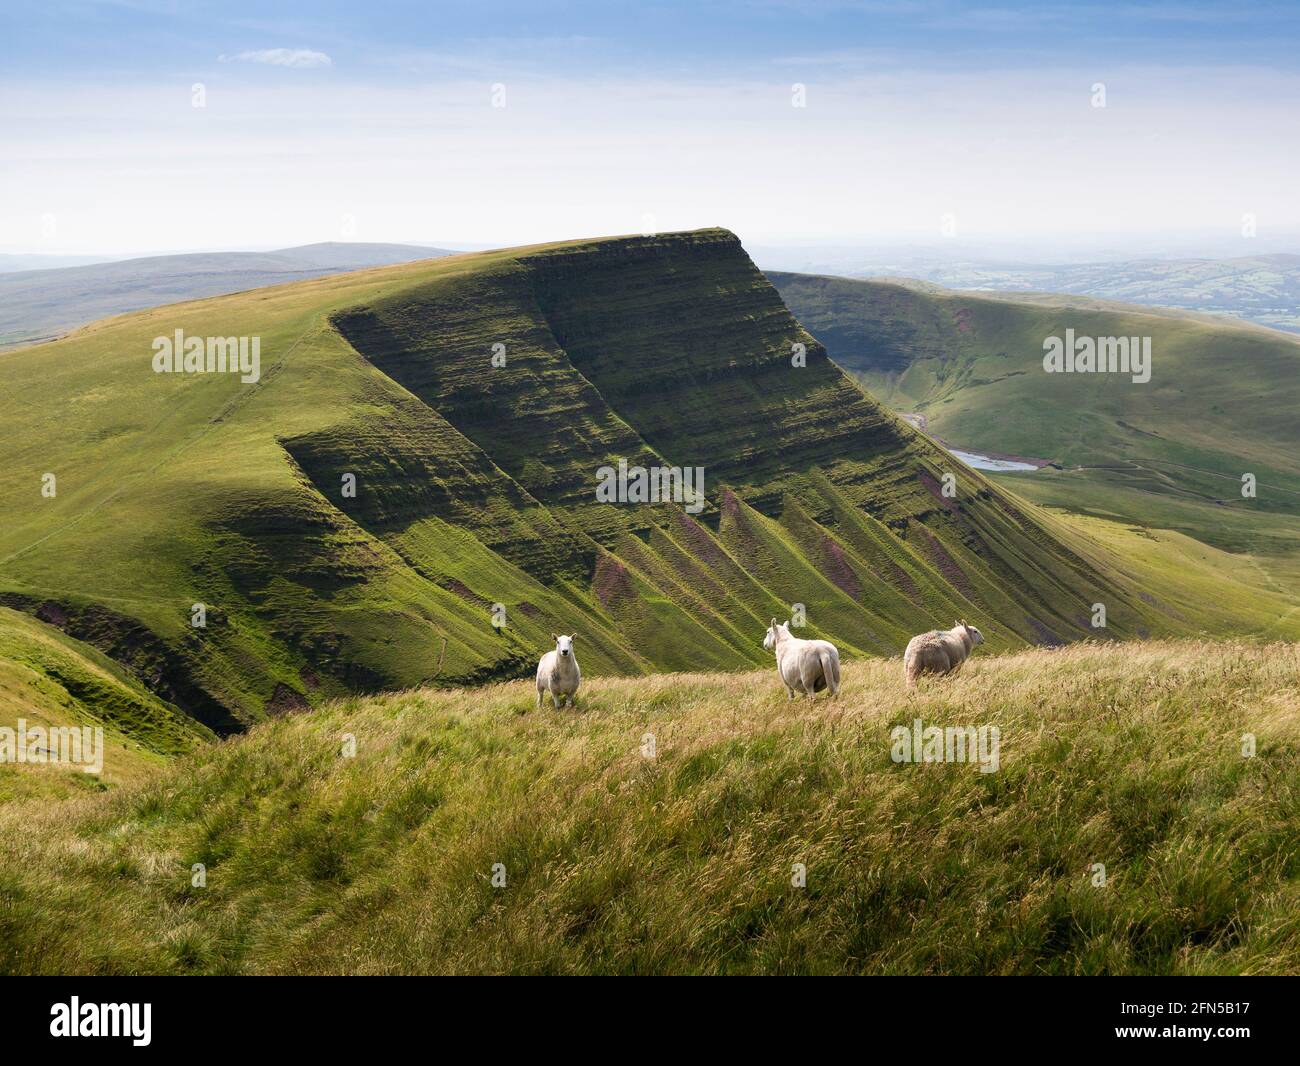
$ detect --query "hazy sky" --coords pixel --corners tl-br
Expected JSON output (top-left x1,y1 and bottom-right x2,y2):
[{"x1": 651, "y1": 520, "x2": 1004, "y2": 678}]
[{"x1": 3, "y1": 1, "x2": 1299, "y2": 256}]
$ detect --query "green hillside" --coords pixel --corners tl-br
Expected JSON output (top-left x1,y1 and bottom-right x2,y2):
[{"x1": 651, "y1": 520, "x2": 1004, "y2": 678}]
[
  {"x1": 0, "y1": 607, "x2": 212, "y2": 801},
  {"x1": 1, "y1": 231, "x2": 1295, "y2": 735},
  {"x1": 771, "y1": 271, "x2": 1300, "y2": 551},
  {"x1": 3, "y1": 640, "x2": 1297, "y2": 975}
]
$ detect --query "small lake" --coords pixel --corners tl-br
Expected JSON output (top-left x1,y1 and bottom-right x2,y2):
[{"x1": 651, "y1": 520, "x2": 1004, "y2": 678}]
[{"x1": 947, "y1": 449, "x2": 1040, "y2": 472}]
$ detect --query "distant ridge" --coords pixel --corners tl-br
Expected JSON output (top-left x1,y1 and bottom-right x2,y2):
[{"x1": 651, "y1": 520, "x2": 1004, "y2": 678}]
[{"x1": 0, "y1": 241, "x2": 458, "y2": 349}]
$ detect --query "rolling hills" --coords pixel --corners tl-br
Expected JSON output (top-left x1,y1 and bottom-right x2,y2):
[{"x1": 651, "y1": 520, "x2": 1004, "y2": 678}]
[
  {"x1": 771, "y1": 270, "x2": 1300, "y2": 560},
  {"x1": 7, "y1": 228, "x2": 1289, "y2": 735},
  {"x1": 3, "y1": 639, "x2": 1297, "y2": 975},
  {"x1": 754, "y1": 250, "x2": 1300, "y2": 334},
  {"x1": 0, "y1": 242, "x2": 456, "y2": 349}
]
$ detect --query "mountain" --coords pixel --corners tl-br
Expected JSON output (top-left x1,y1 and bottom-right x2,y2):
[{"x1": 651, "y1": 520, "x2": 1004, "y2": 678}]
[
  {"x1": 7, "y1": 228, "x2": 1283, "y2": 733},
  {"x1": 4, "y1": 639, "x2": 1298, "y2": 974},
  {"x1": 0, "y1": 242, "x2": 457, "y2": 349},
  {"x1": 770, "y1": 270, "x2": 1300, "y2": 564}
]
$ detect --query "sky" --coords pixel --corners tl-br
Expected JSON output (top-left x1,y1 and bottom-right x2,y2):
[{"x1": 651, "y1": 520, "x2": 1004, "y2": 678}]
[{"x1": 2, "y1": 1, "x2": 1299, "y2": 258}]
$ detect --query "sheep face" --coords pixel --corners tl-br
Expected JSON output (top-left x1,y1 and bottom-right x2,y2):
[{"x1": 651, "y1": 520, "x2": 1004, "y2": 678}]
[
  {"x1": 554, "y1": 634, "x2": 575, "y2": 658},
  {"x1": 966, "y1": 625, "x2": 985, "y2": 646},
  {"x1": 763, "y1": 620, "x2": 789, "y2": 652}
]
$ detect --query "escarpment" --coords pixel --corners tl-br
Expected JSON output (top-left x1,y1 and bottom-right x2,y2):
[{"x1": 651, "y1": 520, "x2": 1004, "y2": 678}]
[{"x1": 0, "y1": 228, "x2": 1176, "y2": 729}]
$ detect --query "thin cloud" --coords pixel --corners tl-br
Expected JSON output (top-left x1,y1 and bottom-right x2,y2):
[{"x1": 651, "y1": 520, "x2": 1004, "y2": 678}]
[{"x1": 219, "y1": 49, "x2": 333, "y2": 69}]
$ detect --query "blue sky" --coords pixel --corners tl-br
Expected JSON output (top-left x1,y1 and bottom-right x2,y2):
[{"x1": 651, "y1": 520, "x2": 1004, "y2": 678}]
[
  {"x1": 8, "y1": 1, "x2": 1300, "y2": 78},
  {"x1": 3, "y1": 1, "x2": 1299, "y2": 254}
]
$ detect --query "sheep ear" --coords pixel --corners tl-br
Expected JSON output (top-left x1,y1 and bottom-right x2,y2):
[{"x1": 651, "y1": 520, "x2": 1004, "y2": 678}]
[
  {"x1": 570, "y1": 634, "x2": 577, "y2": 643},
  {"x1": 770, "y1": 617, "x2": 777, "y2": 628},
  {"x1": 783, "y1": 620, "x2": 790, "y2": 628},
  {"x1": 551, "y1": 633, "x2": 559, "y2": 642}
]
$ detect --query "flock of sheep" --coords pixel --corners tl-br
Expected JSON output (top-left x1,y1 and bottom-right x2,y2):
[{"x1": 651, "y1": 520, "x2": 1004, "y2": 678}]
[{"x1": 535, "y1": 619, "x2": 986, "y2": 708}]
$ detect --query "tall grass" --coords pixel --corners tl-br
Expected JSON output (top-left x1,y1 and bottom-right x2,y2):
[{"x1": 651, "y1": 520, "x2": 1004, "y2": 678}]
[{"x1": 2, "y1": 640, "x2": 1297, "y2": 974}]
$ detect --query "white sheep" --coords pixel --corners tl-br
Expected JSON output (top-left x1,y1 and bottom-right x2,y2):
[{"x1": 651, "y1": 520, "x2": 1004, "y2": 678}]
[
  {"x1": 763, "y1": 619, "x2": 840, "y2": 699},
  {"x1": 536, "y1": 633, "x2": 581, "y2": 709},
  {"x1": 903, "y1": 619, "x2": 984, "y2": 688}
]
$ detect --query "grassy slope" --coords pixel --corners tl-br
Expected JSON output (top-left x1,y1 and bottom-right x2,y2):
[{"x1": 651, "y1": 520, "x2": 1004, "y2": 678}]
[
  {"x1": 2, "y1": 639, "x2": 1296, "y2": 975},
  {"x1": 3, "y1": 230, "x2": 1245, "y2": 733},
  {"x1": 770, "y1": 272, "x2": 1300, "y2": 533},
  {"x1": 0, "y1": 607, "x2": 212, "y2": 802}
]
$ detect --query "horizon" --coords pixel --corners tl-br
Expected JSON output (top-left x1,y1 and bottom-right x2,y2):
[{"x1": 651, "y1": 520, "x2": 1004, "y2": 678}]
[
  {"x1": 7, "y1": 228, "x2": 1300, "y2": 270},
  {"x1": 3, "y1": 0, "x2": 1299, "y2": 257}
]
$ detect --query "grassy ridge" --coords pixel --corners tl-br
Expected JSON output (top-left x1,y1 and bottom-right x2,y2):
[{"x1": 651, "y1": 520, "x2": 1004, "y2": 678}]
[
  {"x1": 2, "y1": 639, "x2": 1296, "y2": 975},
  {"x1": 0, "y1": 607, "x2": 212, "y2": 802}
]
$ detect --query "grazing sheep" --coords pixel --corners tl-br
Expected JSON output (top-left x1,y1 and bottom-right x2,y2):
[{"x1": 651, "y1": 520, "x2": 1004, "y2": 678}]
[
  {"x1": 763, "y1": 619, "x2": 841, "y2": 699},
  {"x1": 903, "y1": 619, "x2": 984, "y2": 687},
  {"x1": 536, "y1": 634, "x2": 581, "y2": 709}
]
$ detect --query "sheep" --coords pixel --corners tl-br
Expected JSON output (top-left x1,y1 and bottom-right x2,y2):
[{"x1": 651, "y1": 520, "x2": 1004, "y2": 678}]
[
  {"x1": 536, "y1": 633, "x2": 581, "y2": 709},
  {"x1": 763, "y1": 619, "x2": 840, "y2": 699},
  {"x1": 903, "y1": 619, "x2": 984, "y2": 687}
]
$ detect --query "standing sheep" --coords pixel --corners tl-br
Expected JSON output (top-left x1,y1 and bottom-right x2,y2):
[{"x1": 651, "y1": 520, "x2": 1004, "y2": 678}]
[
  {"x1": 536, "y1": 633, "x2": 581, "y2": 709},
  {"x1": 903, "y1": 619, "x2": 984, "y2": 688},
  {"x1": 763, "y1": 619, "x2": 841, "y2": 699}
]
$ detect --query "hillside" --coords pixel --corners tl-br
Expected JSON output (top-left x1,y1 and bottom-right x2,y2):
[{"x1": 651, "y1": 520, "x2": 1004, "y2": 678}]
[
  {"x1": 771, "y1": 270, "x2": 1300, "y2": 558},
  {"x1": 8, "y1": 228, "x2": 1291, "y2": 734},
  {"x1": 0, "y1": 242, "x2": 455, "y2": 349},
  {"x1": 0, "y1": 607, "x2": 212, "y2": 802},
  {"x1": 2, "y1": 640, "x2": 1297, "y2": 975}
]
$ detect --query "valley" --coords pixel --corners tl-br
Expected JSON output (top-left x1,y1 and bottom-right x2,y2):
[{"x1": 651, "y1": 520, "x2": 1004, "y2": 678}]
[{"x1": 771, "y1": 270, "x2": 1300, "y2": 561}]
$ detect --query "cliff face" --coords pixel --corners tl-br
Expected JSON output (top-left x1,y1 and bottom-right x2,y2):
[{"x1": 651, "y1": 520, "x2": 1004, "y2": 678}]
[{"x1": 0, "y1": 229, "x2": 1176, "y2": 729}]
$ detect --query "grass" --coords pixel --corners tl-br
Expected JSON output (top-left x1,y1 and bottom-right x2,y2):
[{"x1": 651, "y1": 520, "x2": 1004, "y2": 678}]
[
  {"x1": 0, "y1": 607, "x2": 212, "y2": 802},
  {"x1": 2, "y1": 639, "x2": 1297, "y2": 975}
]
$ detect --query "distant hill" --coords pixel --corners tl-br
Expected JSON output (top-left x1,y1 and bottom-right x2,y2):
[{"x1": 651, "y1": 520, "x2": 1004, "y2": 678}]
[
  {"x1": 770, "y1": 270, "x2": 1300, "y2": 559},
  {"x1": 0, "y1": 253, "x2": 122, "y2": 273},
  {"x1": 760, "y1": 252, "x2": 1300, "y2": 334},
  {"x1": 5, "y1": 228, "x2": 1277, "y2": 732},
  {"x1": 0, "y1": 242, "x2": 457, "y2": 349}
]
